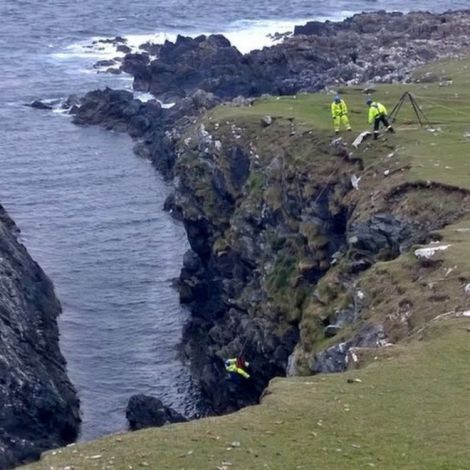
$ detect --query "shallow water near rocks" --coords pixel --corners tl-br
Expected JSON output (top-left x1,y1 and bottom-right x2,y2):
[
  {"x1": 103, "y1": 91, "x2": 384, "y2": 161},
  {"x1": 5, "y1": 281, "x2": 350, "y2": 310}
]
[{"x1": 0, "y1": 0, "x2": 467, "y2": 441}]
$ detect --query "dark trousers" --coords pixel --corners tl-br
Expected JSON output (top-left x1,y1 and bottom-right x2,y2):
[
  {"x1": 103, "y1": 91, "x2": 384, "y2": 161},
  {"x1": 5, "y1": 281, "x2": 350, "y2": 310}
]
[
  {"x1": 374, "y1": 114, "x2": 393, "y2": 139},
  {"x1": 374, "y1": 114, "x2": 390, "y2": 132},
  {"x1": 228, "y1": 372, "x2": 243, "y2": 384}
]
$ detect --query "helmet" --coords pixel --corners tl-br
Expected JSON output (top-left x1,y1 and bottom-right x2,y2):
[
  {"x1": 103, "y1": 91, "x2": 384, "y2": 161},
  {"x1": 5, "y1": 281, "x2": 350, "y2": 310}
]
[
  {"x1": 366, "y1": 98, "x2": 373, "y2": 105},
  {"x1": 334, "y1": 95, "x2": 341, "y2": 103}
]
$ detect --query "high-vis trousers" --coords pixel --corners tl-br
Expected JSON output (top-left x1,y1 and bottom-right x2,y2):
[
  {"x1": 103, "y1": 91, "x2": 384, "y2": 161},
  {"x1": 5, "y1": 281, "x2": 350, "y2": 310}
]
[{"x1": 333, "y1": 114, "x2": 351, "y2": 132}]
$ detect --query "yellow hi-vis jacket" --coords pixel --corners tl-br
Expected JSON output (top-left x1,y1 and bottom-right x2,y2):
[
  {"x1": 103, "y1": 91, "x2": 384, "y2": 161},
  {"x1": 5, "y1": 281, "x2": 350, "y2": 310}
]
[
  {"x1": 225, "y1": 358, "x2": 250, "y2": 379},
  {"x1": 331, "y1": 99, "x2": 348, "y2": 118},
  {"x1": 368, "y1": 102, "x2": 388, "y2": 124}
]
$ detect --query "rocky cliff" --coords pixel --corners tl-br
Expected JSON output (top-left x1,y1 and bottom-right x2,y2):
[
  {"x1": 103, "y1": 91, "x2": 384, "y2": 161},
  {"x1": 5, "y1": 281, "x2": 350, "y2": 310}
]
[
  {"x1": 69, "y1": 84, "x2": 469, "y2": 416},
  {"x1": 66, "y1": 9, "x2": 470, "y2": 420},
  {"x1": 170, "y1": 113, "x2": 469, "y2": 412},
  {"x1": 0, "y1": 204, "x2": 80, "y2": 469}
]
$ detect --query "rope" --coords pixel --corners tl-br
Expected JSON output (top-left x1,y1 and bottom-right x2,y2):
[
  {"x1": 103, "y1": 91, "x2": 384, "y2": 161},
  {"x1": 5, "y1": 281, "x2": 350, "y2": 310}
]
[
  {"x1": 414, "y1": 94, "x2": 470, "y2": 120},
  {"x1": 313, "y1": 158, "x2": 343, "y2": 205}
]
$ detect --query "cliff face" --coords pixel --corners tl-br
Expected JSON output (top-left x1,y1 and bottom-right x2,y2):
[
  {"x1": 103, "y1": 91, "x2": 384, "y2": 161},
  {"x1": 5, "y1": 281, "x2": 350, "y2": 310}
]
[
  {"x1": 0, "y1": 204, "x2": 80, "y2": 469},
  {"x1": 170, "y1": 108, "x2": 469, "y2": 413},
  {"x1": 171, "y1": 122, "x2": 356, "y2": 412}
]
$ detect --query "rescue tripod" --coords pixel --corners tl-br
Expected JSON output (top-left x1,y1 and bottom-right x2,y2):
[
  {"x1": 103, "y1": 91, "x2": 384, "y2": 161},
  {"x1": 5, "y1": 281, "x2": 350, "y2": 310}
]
[{"x1": 388, "y1": 91, "x2": 433, "y2": 128}]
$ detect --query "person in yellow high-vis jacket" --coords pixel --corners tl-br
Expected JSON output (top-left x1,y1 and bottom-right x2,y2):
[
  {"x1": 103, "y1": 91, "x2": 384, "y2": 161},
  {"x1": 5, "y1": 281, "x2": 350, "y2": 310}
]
[
  {"x1": 331, "y1": 95, "x2": 352, "y2": 134},
  {"x1": 225, "y1": 358, "x2": 250, "y2": 381},
  {"x1": 367, "y1": 98, "x2": 395, "y2": 139}
]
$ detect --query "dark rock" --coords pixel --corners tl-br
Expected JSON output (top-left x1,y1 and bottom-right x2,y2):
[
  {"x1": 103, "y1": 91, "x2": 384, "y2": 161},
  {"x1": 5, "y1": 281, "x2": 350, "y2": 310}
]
[
  {"x1": 62, "y1": 94, "x2": 80, "y2": 109},
  {"x1": 94, "y1": 36, "x2": 127, "y2": 45},
  {"x1": 126, "y1": 34, "x2": 270, "y2": 99},
  {"x1": 117, "y1": 44, "x2": 132, "y2": 54},
  {"x1": 294, "y1": 21, "x2": 331, "y2": 36},
  {"x1": 105, "y1": 67, "x2": 122, "y2": 75},
  {"x1": 93, "y1": 59, "x2": 116, "y2": 69},
  {"x1": 0, "y1": 204, "x2": 80, "y2": 469},
  {"x1": 313, "y1": 324, "x2": 388, "y2": 373},
  {"x1": 139, "y1": 42, "x2": 162, "y2": 56},
  {"x1": 190, "y1": 89, "x2": 221, "y2": 110},
  {"x1": 27, "y1": 100, "x2": 53, "y2": 110},
  {"x1": 347, "y1": 213, "x2": 412, "y2": 270},
  {"x1": 121, "y1": 53, "x2": 151, "y2": 91},
  {"x1": 126, "y1": 395, "x2": 186, "y2": 431},
  {"x1": 229, "y1": 146, "x2": 250, "y2": 190},
  {"x1": 324, "y1": 324, "x2": 341, "y2": 337},
  {"x1": 182, "y1": 249, "x2": 203, "y2": 274}
]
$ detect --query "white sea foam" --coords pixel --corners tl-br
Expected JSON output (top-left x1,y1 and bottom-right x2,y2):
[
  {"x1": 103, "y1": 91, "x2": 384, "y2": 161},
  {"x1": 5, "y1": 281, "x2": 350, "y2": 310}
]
[
  {"x1": 50, "y1": 14, "x2": 351, "y2": 66},
  {"x1": 133, "y1": 91, "x2": 175, "y2": 108}
]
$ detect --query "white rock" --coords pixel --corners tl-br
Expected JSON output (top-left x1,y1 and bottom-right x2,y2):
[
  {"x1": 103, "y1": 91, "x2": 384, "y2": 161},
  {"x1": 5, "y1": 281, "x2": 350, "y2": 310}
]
[
  {"x1": 351, "y1": 174, "x2": 361, "y2": 190},
  {"x1": 464, "y1": 283, "x2": 470, "y2": 294},
  {"x1": 414, "y1": 244, "x2": 451, "y2": 259},
  {"x1": 352, "y1": 131, "x2": 371, "y2": 148},
  {"x1": 384, "y1": 169, "x2": 390, "y2": 176},
  {"x1": 261, "y1": 115, "x2": 273, "y2": 127}
]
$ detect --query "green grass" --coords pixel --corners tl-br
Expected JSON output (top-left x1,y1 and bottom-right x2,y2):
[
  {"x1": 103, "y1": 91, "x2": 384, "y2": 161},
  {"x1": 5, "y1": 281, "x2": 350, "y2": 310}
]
[
  {"x1": 24, "y1": 318, "x2": 470, "y2": 470},
  {"x1": 212, "y1": 56, "x2": 470, "y2": 191}
]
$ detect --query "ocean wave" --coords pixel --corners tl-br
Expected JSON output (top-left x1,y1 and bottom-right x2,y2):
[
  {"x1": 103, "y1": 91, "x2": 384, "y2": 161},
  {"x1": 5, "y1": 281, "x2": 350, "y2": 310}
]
[{"x1": 49, "y1": 13, "x2": 350, "y2": 68}]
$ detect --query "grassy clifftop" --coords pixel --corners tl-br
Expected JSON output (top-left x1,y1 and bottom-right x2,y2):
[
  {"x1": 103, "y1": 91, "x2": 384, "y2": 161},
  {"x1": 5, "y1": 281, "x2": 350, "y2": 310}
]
[
  {"x1": 24, "y1": 58, "x2": 470, "y2": 470},
  {"x1": 22, "y1": 319, "x2": 470, "y2": 470}
]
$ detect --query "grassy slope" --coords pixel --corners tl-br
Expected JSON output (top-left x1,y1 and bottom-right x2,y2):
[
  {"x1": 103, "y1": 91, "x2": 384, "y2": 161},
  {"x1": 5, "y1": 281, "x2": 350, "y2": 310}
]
[
  {"x1": 22, "y1": 320, "x2": 470, "y2": 470},
  {"x1": 24, "y1": 59, "x2": 470, "y2": 470}
]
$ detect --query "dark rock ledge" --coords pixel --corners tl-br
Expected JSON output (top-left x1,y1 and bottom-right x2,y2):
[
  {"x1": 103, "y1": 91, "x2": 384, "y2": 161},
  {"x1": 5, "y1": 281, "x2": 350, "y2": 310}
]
[{"x1": 0, "y1": 204, "x2": 80, "y2": 469}]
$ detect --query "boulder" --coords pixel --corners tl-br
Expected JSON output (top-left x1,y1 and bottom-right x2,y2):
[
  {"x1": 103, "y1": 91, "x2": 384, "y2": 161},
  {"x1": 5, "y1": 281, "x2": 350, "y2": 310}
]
[
  {"x1": 126, "y1": 395, "x2": 186, "y2": 431},
  {"x1": 27, "y1": 100, "x2": 52, "y2": 110},
  {"x1": 93, "y1": 59, "x2": 116, "y2": 69},
  {"x1": 117, "y1": 44, "x2": 132, "y2": 54},
  {"x1": 261, "y1": 115, "x2": 273, "y2": 127}
]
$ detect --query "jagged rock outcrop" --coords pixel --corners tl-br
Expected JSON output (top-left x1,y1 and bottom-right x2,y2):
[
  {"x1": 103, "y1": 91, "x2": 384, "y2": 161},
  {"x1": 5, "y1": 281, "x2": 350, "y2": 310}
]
[
  {"x1": 0, "y1": 204, "x2": 80, "y2": 469},
  {"x1": 126, "y1": 395, "x2": 186, "y2": 431},
  {"x1": 121, "y1": 10, "x2": 470, "y2": 99},
  {"x1": 70, "y1": 87, "x2": 220, "y2": 179}
]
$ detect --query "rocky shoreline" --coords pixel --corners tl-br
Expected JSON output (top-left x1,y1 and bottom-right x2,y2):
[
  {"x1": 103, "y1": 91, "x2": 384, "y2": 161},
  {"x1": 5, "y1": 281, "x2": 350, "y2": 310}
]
[
  {"x1": 33, "y1": 8, "x2": 470, "y2": 434},
  {"x1": 0, "y1": 204, "x2": 80, "y2": 469},
  {"x1": 113, "y1": 10, "x2": 470, "y2": 100}
]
